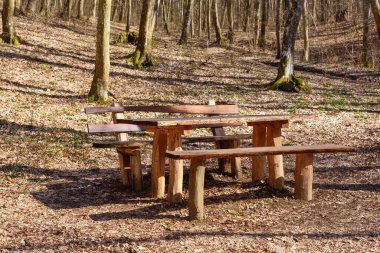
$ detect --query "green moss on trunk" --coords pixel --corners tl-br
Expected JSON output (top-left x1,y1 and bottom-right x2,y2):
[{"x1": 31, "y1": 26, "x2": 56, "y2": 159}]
[
  {"x1": 271, "y1": 75, "x2": 310, "y2": 92},
  {"x1": 115, "y1": 31, "x2": 139, "y2": 45},
  {"x1": 0, "y1": 33, "x2": 21, "y2": 45},
  {"x1": 127, "y1": 49, "x2": 156, "y2": 69}
]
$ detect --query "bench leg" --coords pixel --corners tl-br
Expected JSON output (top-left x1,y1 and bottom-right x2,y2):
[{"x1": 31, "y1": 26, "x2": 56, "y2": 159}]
[
  {"x1": 167, "y1": 131, "x2": 184, "y2": 203},
  {"x1": 151, "y1": 130, "x2": 168, "y2": 198},
  {"x1": 229, "y1": 140, "x2": 242, "y2": 179},
  {"x1": 118, "y1": 153, "x2": 132, "y2": 187},
  {"x1": 131, "y1": 152, "x2": 142, "y2": 192},
  {"x1": 267, "y1": 125, "x2": 284, "y2": 189},
  {"x1": 189, "y1": 159, "x2": 206, "y2": 220},
  {"x1": 295, "y1": 153, "x2": 314, "y2": 201},
  {"x1": 252, "y1": 125, "x2": 267, "y2": 182}
]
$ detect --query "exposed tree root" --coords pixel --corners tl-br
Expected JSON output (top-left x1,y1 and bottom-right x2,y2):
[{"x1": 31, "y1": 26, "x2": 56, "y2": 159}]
[
  {"x1": 115, "y1": 31, "x2": 139, "y2": 45},
  {"x1": 0, "y1": 33, "x2": 21, "y2": 45},
  {"x1": 271, "y1": 75, "x2": 310, "y2": 92},
  {"x1": 127, "y1": 50, "x2": 156, "y2": 69}
]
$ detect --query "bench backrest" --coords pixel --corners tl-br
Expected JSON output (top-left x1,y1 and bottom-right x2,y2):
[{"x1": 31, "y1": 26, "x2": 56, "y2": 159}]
[{"x1": 86, "y1": 102, "x2": 240, "y2": 134}]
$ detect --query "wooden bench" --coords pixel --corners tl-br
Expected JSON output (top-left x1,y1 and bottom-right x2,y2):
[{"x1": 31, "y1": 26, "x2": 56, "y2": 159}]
[
  {"x1": 85, "y1": 103, "x2": 251, "y2": 190},
  {"x1": 165, "y1": 144, "x2": 356, "y2": 220}
]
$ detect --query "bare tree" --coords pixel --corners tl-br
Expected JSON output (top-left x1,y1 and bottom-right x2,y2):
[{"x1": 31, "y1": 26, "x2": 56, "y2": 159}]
[
  {"x1": 212, "y1": 0, "x2": 225, "y2": 46},
  {"x1": 179, "y1": 0, "x2": 195, "y2": 44},
  {"x1": 370, "y1": 0, "x2": 380, "y2": 38},
  {"x1": 275, "y1": 0, "x2": 282, "y2": 58},
  {"x1": 271, "y1": 0, "x2": 309, "y2": 92},
  {"x1": 1, "y1": 0, "x2": 21, "y2": 45},
  {"x1": 258, "y1": 0, "x2": 268, "y2": 48},
  {"x1": 363, "y1": 0, "x2": 371, "y2": 67},
  {"x1": 88, "y1": 0, "x2": 111, "y2": 102},
  {"x1": 302, "y1": 0, "x2": 309, "y2": 61},
  {"x1": 226, "y1": 0, "x2": 234, "y2": 44},
  {"x1": 127, "y1": 0, "x2": 160, "y2": 68}
]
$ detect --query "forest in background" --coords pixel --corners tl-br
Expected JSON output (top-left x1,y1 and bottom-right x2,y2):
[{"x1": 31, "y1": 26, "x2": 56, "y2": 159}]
[{"x1": 0, "y1": 0, "x2": 379, "y2": 252}]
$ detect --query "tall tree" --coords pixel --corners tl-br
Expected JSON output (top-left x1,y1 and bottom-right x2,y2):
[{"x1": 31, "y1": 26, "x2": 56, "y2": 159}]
[
  {"x1": 179, "y1": 0, "x2": 195, "y2": 44},
  {"x1": 212, "y1": 0, "x2": 225, "y2": 46},
  {"x1": 126, "y1": 0, "x2": 132, "y2": 31},
  {"x1": 363, "y1": 0, "x2": 371, "y2": 67},
  {"x1": 1, "y1": 0, "x2": 21, "y2": 45},
  {"x1": 271, "y1": 0, "x2": 309, "y2": 92},
  {"x1": 258, "y1": 0, "x2": 268, "y2": 48},
  {"x1": 275, "y1": 0, "x2": 282, "y2": 58},
  {"x1": 127, "y1": 0, "x2": 160, "y2": 68},
  {"x1": 252, "y1": 0, "x2": 260, "y2": 45},
  {"x1": 226, "y1": 0, "x2": 234, "y2": 44},
  {"x1": 302, "y1": 0, "x2": 309, "y2": 61},
  {"x1": 88, "y1": 0, "x2": 112, "y2": 102},
  {"x1": 370, "y1": 0, "x2": 380, "y2": 38}
]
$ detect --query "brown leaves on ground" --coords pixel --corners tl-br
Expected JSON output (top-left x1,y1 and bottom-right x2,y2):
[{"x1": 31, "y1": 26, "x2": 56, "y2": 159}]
[{"x1": 0, "y1": 15, "x2": 379, "y2": 252}]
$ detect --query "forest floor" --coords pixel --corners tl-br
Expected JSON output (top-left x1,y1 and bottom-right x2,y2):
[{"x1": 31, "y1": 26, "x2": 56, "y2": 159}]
[{"x1": 0, "y1": 14, "x2": 379, "y2": 253}]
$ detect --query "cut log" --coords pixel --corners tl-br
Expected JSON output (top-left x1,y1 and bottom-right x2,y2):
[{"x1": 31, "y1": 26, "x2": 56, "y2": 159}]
[{"x1": 188, "y1": 159, "x2": 206, "y2": 220}]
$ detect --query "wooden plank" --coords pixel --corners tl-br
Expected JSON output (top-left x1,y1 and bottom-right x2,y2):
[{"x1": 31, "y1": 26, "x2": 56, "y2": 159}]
[
  {"x1": 119, "y1": 115, "x2": 290, "y2": 127},
  {"x1": 167, "y1": 129, "x2": 184, "y2": 203},
  {"x1": 295, "y1": 153, "x2": 314, "y2": 201},
  {"x1": 85, "y1": 104, "x2": 239, "y2": 115},
  {"x1": 267, "y1": 125, "x2": 285, "y2": 190},
  {"x1": 151, "y1": 130, "x2": 168, "y2": 198},
  {"x1": 92, "y1": 140, "x2": 151, "y2": 148},
  {"x1": 252, "y1": 125, "x2": 267, "y2": 182},
  {"x1": 87, "y1": 124, "x2": 147, "y2": 133},
  {"x1": 188, "y1": 159, "x2": 206, "y2": 220},
  {"x1": 165, "y1": 145, "x2": 356, "y2": 160}
]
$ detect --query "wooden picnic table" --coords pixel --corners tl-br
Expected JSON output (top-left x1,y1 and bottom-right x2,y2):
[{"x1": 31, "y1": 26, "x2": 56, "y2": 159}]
[{"x1": 119, "y1": 114, "x2": 289, "y2": 201}]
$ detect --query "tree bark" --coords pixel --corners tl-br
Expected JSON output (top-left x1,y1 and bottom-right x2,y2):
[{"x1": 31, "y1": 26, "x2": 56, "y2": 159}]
[
  {"x1": 179, "y1": 0, "x2": 195, "y2": 44},
  {"x1": 212, "y1": 0, "x2": 225, "y2": 45},
  {"x1": 226, "y1": 0, "x2": 234, "y2": 44},
  {"x1": 272, "y1": 0, "x2": 309, "y2": 92},
  {"x1": 1, "y1": 0, "x2": 21, "y2": 45},
  {"x1": 77, "y1": 0, "x2": 84, "y2": 19},
  {"x1": 302, "y1": 0, "x2": 309, "y2": 61},
  {"x1": 243, "y1": 0, "x2": 251, "y2": 32},
  {"x1": 207, "y1": 0, "x2": 211, "y2": 42},
  {"x1": 88, "y1": 0, "x2": 111, "y2": 102},
  {"x1": 363, "y1": 0, "x2": 370, "y2": 67},
  {"x1": 162, "y1": 0, "x2": 170, "y2": 34},
  {"x1": 127, "y1": 0, "x2": 160, "y2": 68},
  {"x1": 276, "y1": 0, "x2": 282, "y2": 58},
  {"x1": 370, "y1": 0, "x2": 380, "y2": 38},
  {"x1": 252, "y1": 0, "x2": 260, "y2": 45},
  {"x1": 258, "y1": 0, "x2": 268, "y2": 48}
]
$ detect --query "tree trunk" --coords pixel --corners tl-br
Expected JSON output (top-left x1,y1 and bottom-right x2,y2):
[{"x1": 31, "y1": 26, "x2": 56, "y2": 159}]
[
  {"x1": 92, "y1": 0, "x2": 98, "y2": 17},
  {"x1": 258, "y1": 0, "x2": 268, "y2": 48},
  {"x1": 276, "y1": 0, "x2": 282, "y2": 58},
  {"x1": 64, "y1": 0, "x2": 72, "y2": 20},
  {"x1": 252, "y1": 0, "x2": 260, "y2": 45},
  {"x1": 162, "y1": 0, "x2": 170, "y2": 34},
  {"x1": 212, "y1": 0, "x2": 225, "y2": 45},
  {"x1": 1, "y1": 0, "x2": 21, "y2": 45},
  {"x1": 179, "y1": 0, "x2": 194, "y2": 44},
  {"x1": 272, "y1": 0, "x2": 309, "y2": 92},
  {"x1": 302, "y1": 0, "x2": 309, "y2": 61},
  {"x1": 26, "y1": 0, "x2": 37, "y2": 14},
  {"x1": 125, "y1": 0, "x2": 132, "y2": 31},
  {"x1": 370, "y1": 0, "x2": 380, "y2": 38},
  {"x1": 207, "y1": 0, "x2": 211, "y2": 42},
  {"x1": 77, "y1": 0, "x2": 84, "y2": 19},
  {"x1": 226, "y1": 0, "x2": 234, "y2": 44},
  {"x1": 88, "y1": 0, "x2": 111, "y2": 103},
  {"x1": 127, "y1": 0, "x2": 160, "y2": 68},
  {"x1": 243, "y1": 0, "x2": 251, "y2": 32},
  {"x1": 198, "y1": 0, "x2": 202, "y2": 37},
  {"x1": 363, "y1": 0, "x2": 370, "y2": 67}
]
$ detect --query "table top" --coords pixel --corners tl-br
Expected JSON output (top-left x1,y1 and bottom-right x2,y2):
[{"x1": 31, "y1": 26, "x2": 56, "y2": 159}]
[{"x1": 118, "y1": 115, "x2": 290, "y2": 127}]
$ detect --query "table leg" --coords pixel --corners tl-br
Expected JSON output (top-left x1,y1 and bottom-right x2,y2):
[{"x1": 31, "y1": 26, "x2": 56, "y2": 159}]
[
  {"x1": 151, "y1": 130, "x2": 168, "y2": 198},
  {"x1": 252, "y1": 125, "x2": 267, "y2": 182},
  {"x1": 267, "y1": 124, "x2": 284, "y2": 189},
  {"x1": 167, "y1": 129, "x2": 184, "y2": 203}
]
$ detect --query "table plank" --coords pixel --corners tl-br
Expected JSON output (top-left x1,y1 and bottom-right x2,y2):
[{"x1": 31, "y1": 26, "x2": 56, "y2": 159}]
[{"x1": 118, "y1": 115, "x2": 290, "y2": 127}]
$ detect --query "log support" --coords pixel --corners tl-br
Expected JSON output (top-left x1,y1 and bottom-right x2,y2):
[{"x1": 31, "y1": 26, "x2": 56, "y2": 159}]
[
  {"x1": 267, "y1": 124, "x2": 284, "y2": 189},
  {"x1": 252, "y1": 125, "x2": 267, "y2": 182},
  {"x1": 188, "y1": 159, "x2": 206, "y2": 220},
  {"x1": 151, "y1": 130, "x2": 168, "y2": 198},
  {"x1": 167, "y1": 129, "x2": 184, "y2": 203},
  {"x1": 295, "y1": 153, "x2": 314, "y2": 201}
]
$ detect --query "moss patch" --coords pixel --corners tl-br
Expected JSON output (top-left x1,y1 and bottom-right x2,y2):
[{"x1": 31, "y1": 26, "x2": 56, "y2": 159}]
[
  {"x1": 127, "y1": 50, "x2": 156, "y2": 69},
  {"x1": 115, "y1": 32, "x2": 139, "y2": 45},
  {"x1": 271, "y1": 75, "x2": 310, "y2": 92}
]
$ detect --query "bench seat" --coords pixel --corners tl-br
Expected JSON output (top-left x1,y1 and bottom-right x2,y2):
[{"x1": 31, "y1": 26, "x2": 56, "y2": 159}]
[{"x1": 165, "y1": 144, "x2": 355, "y2": 220}]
